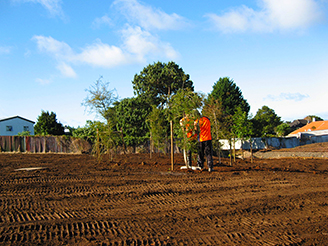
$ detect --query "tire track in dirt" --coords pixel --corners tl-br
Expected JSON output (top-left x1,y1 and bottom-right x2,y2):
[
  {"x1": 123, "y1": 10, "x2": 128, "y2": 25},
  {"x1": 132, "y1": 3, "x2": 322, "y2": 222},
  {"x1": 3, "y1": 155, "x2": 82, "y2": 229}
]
[{"x1": 1, "y1": 153, "x2": 328, "y2": 245}]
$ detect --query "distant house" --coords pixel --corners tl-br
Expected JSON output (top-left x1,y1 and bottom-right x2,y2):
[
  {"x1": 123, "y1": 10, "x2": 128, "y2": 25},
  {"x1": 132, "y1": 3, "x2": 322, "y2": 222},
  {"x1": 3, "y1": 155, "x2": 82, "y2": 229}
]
[
  {"x1": 288, "y1": 120, "x2": 328, "y2": 137},
  {"x1": 288, "y1": 119, "x2": 308, "y2": 131},
  {"x1": 0, "y1": 116, "x2": 35, "y2": 136}
]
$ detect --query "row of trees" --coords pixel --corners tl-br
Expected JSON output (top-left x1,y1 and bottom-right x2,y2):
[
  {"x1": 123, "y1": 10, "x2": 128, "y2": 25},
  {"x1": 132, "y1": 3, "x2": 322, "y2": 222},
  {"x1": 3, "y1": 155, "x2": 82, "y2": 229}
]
[
  {"x1": 33, "y1": 61, "x2": 320, "y2": 159},
  {"x1": 75, "y1": 62, "x2": 282, "y2": 156}
]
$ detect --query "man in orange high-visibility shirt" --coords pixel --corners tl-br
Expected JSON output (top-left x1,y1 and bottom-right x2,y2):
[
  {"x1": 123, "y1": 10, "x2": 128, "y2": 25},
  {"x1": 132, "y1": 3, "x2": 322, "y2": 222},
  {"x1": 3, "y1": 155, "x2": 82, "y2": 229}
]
[{"x1": 195, "y1": 116, "x2": 213, "y2": 172}]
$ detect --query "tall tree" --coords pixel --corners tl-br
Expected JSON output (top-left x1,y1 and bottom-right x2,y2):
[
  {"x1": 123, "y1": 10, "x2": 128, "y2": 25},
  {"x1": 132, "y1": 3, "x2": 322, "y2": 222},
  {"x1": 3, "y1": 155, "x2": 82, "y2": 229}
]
[
  {"x1": 252, "y1": 105, "x2": 282, "y2": 137},
  {"x1": 82, "y1": 76, "x2": 118, "y2": 123},
  {"x1": 132, "y1": 61, "x2": 194, "y2": 167},
  {"x1": 208, "y1": 77, "x2": 250, "y2": 117},
  {"x1": 205, "y1": 77, "x2": 249, "y2": 164},
  {"x1": 114, "y1": 97, "x2": 152, "y2": 150},
  {"x1": 34, "y1": 110, "x2": 64, "y2": 135},
  {"x1": 132, "y1": 61, "x2": 194, "y2": 107}
]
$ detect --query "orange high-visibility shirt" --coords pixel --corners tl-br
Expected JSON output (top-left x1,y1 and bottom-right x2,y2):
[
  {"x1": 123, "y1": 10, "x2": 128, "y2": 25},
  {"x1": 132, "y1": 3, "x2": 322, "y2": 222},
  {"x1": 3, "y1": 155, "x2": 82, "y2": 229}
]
[
  {"x1": 196, "y1": 117, "x2": 212, "y2": 142},
  {"x1": 180, "y1": 117, "x2": 197, "y2": 139}
]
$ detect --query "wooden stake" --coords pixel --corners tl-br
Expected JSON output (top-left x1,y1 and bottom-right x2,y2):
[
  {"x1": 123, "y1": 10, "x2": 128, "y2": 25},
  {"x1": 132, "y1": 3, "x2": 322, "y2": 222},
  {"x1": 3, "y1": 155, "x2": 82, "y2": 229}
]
[{"x1": 170, "y1": 120, "x2": 174, "y2": 170}]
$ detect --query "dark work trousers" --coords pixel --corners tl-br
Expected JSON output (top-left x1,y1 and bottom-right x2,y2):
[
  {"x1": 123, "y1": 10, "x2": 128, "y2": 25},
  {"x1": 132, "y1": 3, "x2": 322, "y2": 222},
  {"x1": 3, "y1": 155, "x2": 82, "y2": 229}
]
[
  {"x1": 186, "y1": 150, "x2": 192, "y2": 167},
  {"x1": 197, "y1": 140, "x2": 213, "y2": 169}
]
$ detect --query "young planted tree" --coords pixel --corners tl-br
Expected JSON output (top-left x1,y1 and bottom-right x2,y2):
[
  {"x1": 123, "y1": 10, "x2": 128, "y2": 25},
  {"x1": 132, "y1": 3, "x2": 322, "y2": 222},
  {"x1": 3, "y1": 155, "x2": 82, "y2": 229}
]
[
  {"x1": 232, "y1": 106, "x2": 253, "y2": 161},
  {"x1": 201, "y1": 97, "x2": 224, "y2": 161},
  {"x1": 73, "y1": 120, "x2": 110, "y2": 160},
  {"x1": 82, "y1": 77, "x2": 119, "y2": 158},
  {"x1": 82, "y1": 76, "x2": 118, "y2": 124},
  {"x1": 203, "y1": 97, "x2": 239, "y2": 165},
  {"x1": 169, "y1": 89, "x2": 204, "y2": 167},
  {"x1": 147, "y1": 106, "x2": 169, "y2": 157}
]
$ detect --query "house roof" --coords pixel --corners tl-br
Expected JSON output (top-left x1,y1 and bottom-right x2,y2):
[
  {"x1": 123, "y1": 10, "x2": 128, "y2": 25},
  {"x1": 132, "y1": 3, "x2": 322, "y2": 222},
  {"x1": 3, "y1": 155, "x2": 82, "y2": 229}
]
[
  {"x1": 0, "y1": 116, "x2": 35, "y2": 124},
  {"x1": 289, "y1": 120, "x2": 328, "y2": 135},
  {"x1": 289, "y1": 119, "x2": 308, "y2": 128}
]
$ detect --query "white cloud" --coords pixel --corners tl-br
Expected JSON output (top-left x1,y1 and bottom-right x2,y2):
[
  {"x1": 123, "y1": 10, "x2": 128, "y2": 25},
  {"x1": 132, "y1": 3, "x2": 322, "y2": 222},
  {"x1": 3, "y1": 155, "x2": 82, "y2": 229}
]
[
  {"x1": 0, "y1": 46, "x2": 11, "y2": 54},
  {"x1": 92, "y1": 15, "x2": 113, "y2": 29},
  {"x1": 205, "y1": 0, "x2": 323, "y2": 33},
  {"x1": 11, "y1": 0, "x2": 64, "y2": 18},
  {"x1": 32, "y1": 35, "x2": 73, "y2": 60},
  {"x1": 56, "y1": 62, "x2": 77, "y2": 78},
  {"x1": 35, "y1": 78, "x2": 51, "y2": 85},
  {"x1": 264, "y1": 92, "x2": 310, "y2": 102},
  {"x1": 77, "y1": 40, "x2": 128, "y2": 68},
  {"x1": 33, "y1": 35, "x2": 127, "y2": 71},
  {"x1": 263, "y1": 0, "x2": 322, "y2": 29},
  {"x1": 113, "y1": 0, "x2": 188, "y2": 30},
  {"x1": 32, "y1": 33, "x2": 178, "y2": 76},
  {"x1": 121, "y1": 25, "x2": 178, "y2": 62}
]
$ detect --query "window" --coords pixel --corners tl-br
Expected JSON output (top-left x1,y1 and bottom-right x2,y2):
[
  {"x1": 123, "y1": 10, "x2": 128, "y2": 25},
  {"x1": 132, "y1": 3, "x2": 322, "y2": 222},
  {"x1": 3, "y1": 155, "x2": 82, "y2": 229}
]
[
  {"x1": 24, "y1": 126, "x2": 29, "y2": 131},
  {"x1": 6, "y1": 126, "x2": 13, "y2": 131}
]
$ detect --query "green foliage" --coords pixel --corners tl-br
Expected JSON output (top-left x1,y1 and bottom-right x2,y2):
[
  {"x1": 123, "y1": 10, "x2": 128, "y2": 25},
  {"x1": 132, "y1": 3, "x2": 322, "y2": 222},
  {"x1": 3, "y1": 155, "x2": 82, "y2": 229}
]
[
  {"x1": 252, "y1": 105, "x2": 282, "y2": 137},
  {"x1": 82, "y1": 76, "x2": 118, "y2": 123},
  {"x1": 232, "y1": 106, "x2": 253, "y2": 140},
  {"x1": 304, "y1": 115, "x2": 324, "y2": 122},
  {"x1": 169, "y1": 89, "x2": 204, "y2": 122},
  {"x1": 202, "y1": 97, "x2": 226, "y2": 153},
  {"x1": 208, "y1": 77, "x2": 250, "y2": 117},
  {"x1": 170, "y1": 89, "x2": 204, "y2": 153},
  {"x1": 63, "y1": 125, "x2": 74, "y2": 136},
  {"x1": 34, "y1": 110, "x2": 64, "y2": 136},
  {"x1": 17, "y1": 131, "x2": 31, "y2": 136},
  {"x1": 132, "y1": 61, "x2": 194, "y2": 107},
  {"x1": 147, "y1": 106, "x2": 169, "y2": 153},
  {"x1": 114, "y1": 97, "x2": 152, "y2": 148},
  {"x1": 276, "y1": 123, "x2": 292, "y2": 137},
  {"x1": 72, "y1": 120, "x2": 103, "y2": 143},
  {"x1": 73, "y1": 120, "x2": 117, "y2": 159}
]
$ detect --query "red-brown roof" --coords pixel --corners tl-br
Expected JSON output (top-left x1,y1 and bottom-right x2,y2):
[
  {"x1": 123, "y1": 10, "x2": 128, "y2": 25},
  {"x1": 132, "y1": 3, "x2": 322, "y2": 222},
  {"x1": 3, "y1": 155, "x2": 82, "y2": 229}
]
[{"x1": 289, "y1": 120, "x2": 328, "y2": 135}]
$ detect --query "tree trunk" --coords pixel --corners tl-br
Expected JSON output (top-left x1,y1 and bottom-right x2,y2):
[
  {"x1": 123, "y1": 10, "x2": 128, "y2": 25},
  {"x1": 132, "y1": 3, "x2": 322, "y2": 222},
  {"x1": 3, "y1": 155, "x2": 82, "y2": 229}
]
[
  {"x1": 149, "y1": 132, "x2": 152, "y2": 159},
  {"x1": 250, "y1": 138, "x2": 253, "y2": 163},
  {"x1": 233, "y1": 137, "x2": 236, "y2": 163},
  {"x1": 241, "y1": 139, "x2": 244, "y2": 160},
  {"x1": 229, "y1": 139, "x2": 232, "y2": 166}
]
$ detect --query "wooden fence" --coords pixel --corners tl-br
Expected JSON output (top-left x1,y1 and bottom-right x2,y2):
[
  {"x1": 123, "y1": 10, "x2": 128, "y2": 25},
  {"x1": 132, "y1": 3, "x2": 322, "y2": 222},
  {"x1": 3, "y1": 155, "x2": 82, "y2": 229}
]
[{"x1": 0, "y1": 136, "x2": 92, "y2": 153}]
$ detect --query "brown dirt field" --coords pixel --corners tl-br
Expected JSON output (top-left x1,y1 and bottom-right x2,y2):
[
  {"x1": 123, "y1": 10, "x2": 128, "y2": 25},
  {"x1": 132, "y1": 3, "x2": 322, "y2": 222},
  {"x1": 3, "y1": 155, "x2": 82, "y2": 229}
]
[
  {"x1": 254, "y1": 142, "x2": 328, "y2": 159},
  {"x1": 1, "y1": 143, "x2": 328, "y2": 245}
]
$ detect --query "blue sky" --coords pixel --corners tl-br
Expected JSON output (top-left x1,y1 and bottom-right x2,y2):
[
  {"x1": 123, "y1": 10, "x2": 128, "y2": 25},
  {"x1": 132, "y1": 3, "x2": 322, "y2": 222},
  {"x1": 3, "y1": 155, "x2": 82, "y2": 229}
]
[{"x1": 1, "y1": 0, "x2": 328, "y2": 127}]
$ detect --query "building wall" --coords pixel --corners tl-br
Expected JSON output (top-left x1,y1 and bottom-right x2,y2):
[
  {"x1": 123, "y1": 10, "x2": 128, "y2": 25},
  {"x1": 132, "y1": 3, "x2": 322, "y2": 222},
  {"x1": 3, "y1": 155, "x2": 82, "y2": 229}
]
[
  {"x1": 219, "y1": 135, "x2": 328, "y2": 150},
  {"x1": 0, "y1": 117, "x2": 34, "y2": 136}
]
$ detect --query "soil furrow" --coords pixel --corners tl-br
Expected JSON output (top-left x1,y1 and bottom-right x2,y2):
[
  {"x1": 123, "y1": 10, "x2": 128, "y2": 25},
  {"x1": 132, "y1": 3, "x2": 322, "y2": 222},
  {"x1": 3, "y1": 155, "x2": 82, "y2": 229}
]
[{"x1": 0, "y1": 152, "x2": 327, "y2": 245}]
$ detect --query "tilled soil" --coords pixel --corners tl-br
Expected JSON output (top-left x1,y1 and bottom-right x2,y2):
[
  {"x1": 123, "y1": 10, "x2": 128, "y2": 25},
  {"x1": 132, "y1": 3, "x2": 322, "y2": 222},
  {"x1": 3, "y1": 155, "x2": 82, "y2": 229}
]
[{"x1": 0, "y1": 149, "x2": 328, "y2": 245}]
